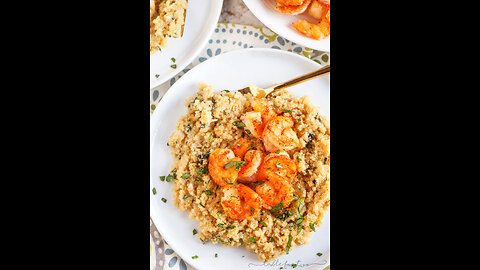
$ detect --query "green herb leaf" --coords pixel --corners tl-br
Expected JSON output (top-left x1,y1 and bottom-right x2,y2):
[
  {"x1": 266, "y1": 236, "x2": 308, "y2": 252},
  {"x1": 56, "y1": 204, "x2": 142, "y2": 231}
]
[
  {"x1": 195, "y1": 176, "x2": 202, "y2": 181},
  {"x1": 152, "y1": 188, "x2": 157, "y2": 195},
  {"x1": 161, "y1": 198, "x2": 166, "y2": 203},
  {"x1": 205, "y1": 190, "x2": 212, "y2": 195},
  {"x1": 192, "y1": 255, "x2": 198, "y2": 259},
  {"x1": 298, "y1": 197, "x2": 304, "y2": 212},
  {"x1": 240, "y1": 238, "x2": 244, "y2": 245},
  {"x1": 288, "y1": 223, "x2": 294, "y2": 227},
  {"x1": 166, "y1": 174, "x2": 173, "y2": 182},
  {"x1": 183, "y1": 195, "x2": 191, "y2": 199},
  {"x1": 226, "y1": 225, "x2": 235, "y2": 230},
  {"x1": 215, "y1": 253, "x2": 218, "y2": 258},
  {"x1": 195, "y1": 167, "x2": 207, "y2": 175},
  {"x1": 260, "y1": 221, "x2": 268, "y2": 226},
  {"x1": 250, "y1": 207, "x2": 255, "y2": 216},
  {"x1": 232, "y1": 121, "x2": 246, "y2": 129},
  {"x1": 170, "y1": 64, "x2": 177, "y2": 69},
  {"x1": 181, "y1": 173, "x2": 191, "y2": 179},
  {"x1": 310, "y1": 223, "x2": 316, "y2": 232},
  {"x1": 245, "y1": 129, "x2": 251, "y2": 134},
  {"x1": 317, "y1": 252, "x2": 323, "y2": 256},
  {"x1": 217, "y1": 211, "x2": 223, "y2": 216},
  {"x1": 193, "y1": 229, "x2": 198, "y2": 235},
  {"x1": 297, "y1": 225, "x2": 303, "y2": 235},
  {"x1": 254, "y1": 181, "x2": 265, "y2": 186},
  {"x1": 286, "y1": 234, "x2": 293, "y2": 254},
  {"x1": 324, "y1": 157, "x2": 328, "y2": 164},
  {"x1": 159, "y1": 176, "x2": 165, "y2": 181},
  {"x1": 155, "y1": 74, "x2": 160, "y2": 78},
  {"x1": 247, "y1": 237, "x2": 257, "y2": 243},
  {"x1": 224, "y1": 161, "x2": 246, "y2": 170},
  {"x1": 217, "y1": 223, "x2": 224, "y2": 228},
  {"x1": 269, "y1": 237, "x2": 274, "y2": 242},
  {"x1": 292, "y1": 263, "x2": 297, "y2": 268},
  {"x1": 280, "y1": 109, "x2": 293, "y2": 113},
  {"x1": 209, "y1": 133, "x2": 213, "y2": 142},
  {"x1": 275, "y1": 161, "x2": 284, "y2": 168},
  {"x1": 199, "y1": 202, "x2": 205, "y2": 208},
  {"x1": 270, "y1": 201, "x2": 284, "y2": 212},
  {"x1": 171, "y1": 168, "x2": 177, "y2": 173},
  {"x1": 171, "y1": 57, "x2": 176, "y2": 63},
  {"x1": 297, "y1": 155, "x2": 302, "y2": 162}
]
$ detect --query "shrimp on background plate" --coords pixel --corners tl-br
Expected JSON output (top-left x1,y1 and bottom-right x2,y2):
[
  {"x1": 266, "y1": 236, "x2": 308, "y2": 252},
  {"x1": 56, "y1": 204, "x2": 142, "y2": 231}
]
[{"x1": 221, "y1": 184, "x2": 263, "y2": 220}]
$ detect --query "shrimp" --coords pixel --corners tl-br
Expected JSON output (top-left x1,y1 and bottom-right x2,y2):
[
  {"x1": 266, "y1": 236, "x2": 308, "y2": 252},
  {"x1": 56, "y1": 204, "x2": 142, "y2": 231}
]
[
  {"x1": 307, "y1": 0, "x2": 328, "y2": 20},
  {"x1": 252, "y1": 98, "x2": 277, "y2": 124},
  {"x1": 255, "y1": 176, "x2": 295, "y2": 210},
  {"x1": 221, "y1": 184, "x2": 263, "y2": 220},
  {"x1": 292, "y1": 1, "x2": 330, "y2": 40},
  {"x1": 276, "y1": 0, "x2": 305, "y2": 5},
  {"x1": 241, "y1": 111, "x2": 264, "y2": 139},
  {"x1": 262, "y1": 116, "x2": 299, "y2": 152},
  {"x1": 231, "y1": 138, "x2": 254, "y2": 159},
  {"x1": 257, "y1": 152, "x2": 297, "y2": 184},
  {"x1": 275, "y1": 0, "x2": 312, "y2": 15},
  {"x1": 238, "y1": 150, "x2": 264, "y2": 183},
  {"x1": 208, "y1": 148, "x2": 242, "y2": 187}
]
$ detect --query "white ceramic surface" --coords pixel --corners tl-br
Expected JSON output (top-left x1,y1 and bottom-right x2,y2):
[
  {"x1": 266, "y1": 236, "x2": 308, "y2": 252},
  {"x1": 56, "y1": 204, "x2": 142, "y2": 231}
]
[
  {"x1": 150, "y1": 0, "x2": 223, "y2": 89},
  {"x1": 242, "y1": 0, "x2": 330, "y2": 52},
  {"x1": 150, "y1": 48, "x2": 330, "y2": 270}
]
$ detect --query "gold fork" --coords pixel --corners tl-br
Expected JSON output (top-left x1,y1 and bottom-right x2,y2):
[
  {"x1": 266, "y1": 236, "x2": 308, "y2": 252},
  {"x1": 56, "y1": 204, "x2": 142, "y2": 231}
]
[{"x1": 238, "y1": 65, "x2": 330, "y2": 97}]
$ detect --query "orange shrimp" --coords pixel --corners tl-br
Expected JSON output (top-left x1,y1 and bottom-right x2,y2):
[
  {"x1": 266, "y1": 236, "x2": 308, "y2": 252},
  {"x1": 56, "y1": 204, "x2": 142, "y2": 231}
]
[
  {"x1": 252, "y1": 98, "x2": 277, "y2": 124},
  {"x1": 231, "y1": 138, "x2": 254, "y2": 159},
  {"x1": 255, "y1": 152, "x2": 297, "y2": 210},
  {"x1": 208, "y1": 148, "x2": 242, "y2": 187},
  {"x1": 238, "y1": 150, "x2": 264, "y2": 183},
  {"x1": 292, "y1": 1, "x2": 330, "y2": 40},
  {"x1": 276, "y1": 0, "x2": 305, "y2": 5},
  {"x1": 221, "y1": 184, "x2": 263, "y2": 220},
  {"x1": 257, "y1": 152, "x2": 297, "y2": 184},
  {"x1": 275, "y1": 0, "x2": 312, "y2": 15},
  {"x1": 241, "y1": 111, "x2": 264, "y2": 139},
  {"x1": 262, "y1": 116, "x2": 299, "y2": 152},
  {"x1": 255, "y1": 176, "x2": 295, "y2": 211}
]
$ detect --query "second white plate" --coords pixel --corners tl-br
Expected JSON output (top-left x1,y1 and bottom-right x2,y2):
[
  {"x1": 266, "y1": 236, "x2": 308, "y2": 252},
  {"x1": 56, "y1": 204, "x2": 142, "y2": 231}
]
[{"x1": 151, "y1": 48, "x2": 330, "y2": 270}]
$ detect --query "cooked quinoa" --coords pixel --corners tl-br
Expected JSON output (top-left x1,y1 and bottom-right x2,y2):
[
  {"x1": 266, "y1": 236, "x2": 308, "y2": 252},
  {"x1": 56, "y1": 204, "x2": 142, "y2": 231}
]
[
  {"x1": 150, "y1": 0, "x2": 187, "y2": 54},
  {"x1": 167, "y1": 83, "x2": 330, "y2": 262}
]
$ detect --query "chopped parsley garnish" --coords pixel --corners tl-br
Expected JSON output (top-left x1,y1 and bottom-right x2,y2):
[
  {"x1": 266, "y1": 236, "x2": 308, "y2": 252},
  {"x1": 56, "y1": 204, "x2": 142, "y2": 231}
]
[
  {"x1": 297, "y1": 225, "x2": 303, "y2": 235},
  {"x1": 224, "y1": 161, "x2": 246, "y2": 170},
  {"x1": 310, "y1": 223, "x2": 316, "y2": 232},
  {"x1": 288, "y1": 223, "x2": 294, "y2": 227},
  {"x1": 195, "y1": 176, "x2": 202, "y2": 181},
  {"x1": 245, "y1": 129, "x2": 251, "y2": 134},
  {"x1": 171, "y1": 57, "x2": 176, "y2": 63},
  {"x1": 222, "y1": 177, "x2": 234, "y2": 185},
  {"x1": 254, "y1": 181, "x2": 265, "y2": 186},
  {"x1": 183, "y1": 195, "x2": 191, "y2": 199},
  {"x1": 166, "y1": 174, "x2": 173, "y2": 182},
  {"x1": 215, "y1": 253, "x2": 218, "y2": 258},
  {"x1": 209, "y1": 133, "x2": 213, "y2": 142},
  {"x1": 161, "y1": 198, "x2": 166, "y2": 203},
  {"x1": 247, "y1": 237, "x2": 257, "y2": 243},
  {"x1": 292, "y1": 264, "x2": 297, "y2": 268},
  {"x1": 250, "y1": 207, "x2": 255, "y2": 216},
  {"x1": 247, "y1": 144, "x2": 254, "y2": 150},
  {"x1": 155, "y1": 74, "x2": 160, "y2": 78},
  {"x1": 280, "y1": 109, "x2": 293, "y2": 113},
  {"x1": 239, "y1": 238, "x2": 244, "y2": 245},
  {"x1": 296, "y1": 118, "x2": 301, "y2": 122},
  {"x1": 159, "y1": 176, "x2": 165, "y2": 181},
  {"x1": 292, "y1": 194, "x2": 299, "y2": 202},
  {"x1": 260, "y1": 221, "x2": 268, "y2": 226},
  {"x1": 199, "y1": 202, "x2": 205, "y2": 208},
  {"x1": 286, "y1": 234, "x2": 293, "y2": 254},
  {"x1": 181, "y1": 173, "x2": 191, "y2": 179},
  {"x1": 195, "y1": 167, "x2": 208, "y2": 175},
  {"x1": 221, "y1": 90, "x2": 230, "y2": 92},
  {"x1": 217, "y1": 211, "x2": 223, "y2": 216},
  {"x1": 269, "y1": 237, "x2": 274, "y2": 242},
  {"x1": 192, "y1": 255, "x2": 198, "y2": 259},
  {"x1": 275, "y1": 161, "x2": 284, "y2": 168},
  {"x1": 171, "y1": 168, "x2": 177, "y2": 173},
  {"x1": 237, "y1": 143, "x2": 242, "y2": 146},
  {"x1": 298, "y1": 197, "x2": 304, "y2": 212},
  {"x1": 170, "y1": 64, "x2": 177, "y2": 69},
  {"x1": 297, "y1": 155, "x2": 302, "y2": 162},
  {"x1": 217, "y1": 223, "x2": 225, "y2": 228},
  {"x1": 205, "y1": 190, "x2": 212, "y2": 195},
  {"x1": 200, "y1": 123, "x2": 205, "y2": 128},
  {"x1": 317, "y1": 252, "x2": 323, "y2": 256},
  {"x1": 226, "y1": 225, "x2": 235, "y2": 230},
  {"x1": 193, "y1": 229, "x2": 198, "y2": 235},
  {"x1": 270, "y1": 201, "x2": 284, "y2": 212},
  {"x1": 324, "y1": 157, "x2": 328, "y2": 164},
  {"x1": 152, "y1": 188, "x2": 156, "y2": 195},
  {"x1": 216, "y1": 238, "x2": 230, "y2": 245},
  {"x1": 232, "y1": 120, "x2": 246, "y2": 129}
]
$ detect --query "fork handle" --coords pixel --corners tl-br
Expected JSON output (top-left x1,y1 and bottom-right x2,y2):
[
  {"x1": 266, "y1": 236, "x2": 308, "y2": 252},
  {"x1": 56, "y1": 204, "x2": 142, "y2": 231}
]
[{"x1": 271, "y1": 65, "x2": 330, "y2": 93}]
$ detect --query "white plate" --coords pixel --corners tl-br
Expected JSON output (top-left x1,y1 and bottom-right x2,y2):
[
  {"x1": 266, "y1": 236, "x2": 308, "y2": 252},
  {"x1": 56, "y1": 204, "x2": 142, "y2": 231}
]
[
  {"x1": 151, "y1": 48, "x2": 330, "y2": 270},
  {"x1": 150, "y1": 0, "x2": 223, "y2": 89},
  {"x1": 242, "y1": 0, "x2": 330, "y2": 52}
]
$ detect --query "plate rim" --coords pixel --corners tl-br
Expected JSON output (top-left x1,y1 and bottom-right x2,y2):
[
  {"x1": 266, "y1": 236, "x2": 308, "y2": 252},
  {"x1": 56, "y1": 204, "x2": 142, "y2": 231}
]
[
  {"x1": 241, "y1": 0, "x2": 330, "y2": 52},
  {"x1": 150, "y1": 0, "x2": 224, "y2": 89},
  {"x1": 150, "y1": 48, "x2": 330, "y2": 270}
]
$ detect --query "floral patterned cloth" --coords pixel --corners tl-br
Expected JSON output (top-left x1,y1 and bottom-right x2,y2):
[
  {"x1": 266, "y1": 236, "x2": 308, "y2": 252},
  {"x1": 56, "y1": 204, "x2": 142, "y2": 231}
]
[{"x1": 150, "y1": 23, "x2": 330, "y2": 270}]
